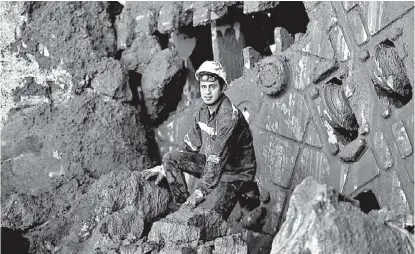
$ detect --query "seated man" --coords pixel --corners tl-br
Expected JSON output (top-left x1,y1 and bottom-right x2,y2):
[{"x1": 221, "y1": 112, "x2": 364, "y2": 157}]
[{"x1": 142, "y1": 60, "x2": 258, "y2": 220}]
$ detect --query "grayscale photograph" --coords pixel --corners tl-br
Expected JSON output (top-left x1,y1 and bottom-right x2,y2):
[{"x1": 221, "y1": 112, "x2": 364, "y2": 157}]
[{"x1": 0, "y1": 1, "x2": 414, "y2": 253}]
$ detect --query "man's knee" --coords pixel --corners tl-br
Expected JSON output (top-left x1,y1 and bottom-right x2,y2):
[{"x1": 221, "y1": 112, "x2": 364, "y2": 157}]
[
  {"x1": 162, "y1": 150, "x2": 183, "y2": 165},
  {"x1": 162, "y1": 151, "x2": 183, "y2": 170}
]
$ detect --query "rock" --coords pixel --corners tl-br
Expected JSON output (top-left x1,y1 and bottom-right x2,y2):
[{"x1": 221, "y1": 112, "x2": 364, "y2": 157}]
[
  {"x1": 241, "y1": 206, "x2": 267, "y2": 231},
  {"x1": 372, "y1": 41, "x2": 412, "y2": 97},
  {"x1": 190, "y1": 2, "x2": 211, "y2": 26},
  {"x1": 119, "y1": 240, "x2": 159, "y2": 254},
  {"x1": 1, "y1": 192, "x2": 53, "y2": 231},
  {"x1": 97, "y1": 211, "x2": 146, "y2": 242},
  {"x1": 159, "y1": 246, "x2": 195, "y2": 254},
  {"x1": 148, "y1": 208, "x2": 228, "y2": 248},
  {"x1": 0, "y1": 2, "x2": 26, "y2": 49},
  {"x1": 196, "y1": 243, "x2": 214, "y2": 254},
  {"x1": 128, "y1": 2, "x2": 162, "y2": 37},
  {"x1": 141, "y1": 48, "x2": 186, "y2": 124},
  {"x1": 213, "y1": 234, "x2": 248, "y2": 254},
  {"x1": 165, "y1": 208, "x2": 228, "y2": 241},
  {"x1": 157, "y1": 2, "x2": 190, "y2": 34},
  {"x1": 120, "y1": 33, "x2": 162, "y2": 73},
  {"x1": 243, "y1": 230, "x2": 274, "y2": 254},
  {"x1": 91, "y1": 58, "x2": 132, "y2": 101},
  {"x1": 243, "y1": 1, "x2": 280, "y2": 14},
  {"x1": 209, "y1": 2, "x2": 239, "y2": 20},
  {"x1": 270, "y1": 177, "x2": 414, "y2": 254},
  {"x1": 20, "y1": 2, "x2": 118, "y2": 87},
  {"x1": 54, "y1": 171, "x2": 171, "y2": 253},
  {"x1": 1, "y1": 89, "x2": 163, "y2": 253},
  {"x1": 148, "y1": 221, "x2": 201, "y2": 248},
  {"x1": 2, "y1": 170, "x2": 171, "y2": 254},
  {"x1": 1, "y1": 93, "x2": 157, "y2": 197}
]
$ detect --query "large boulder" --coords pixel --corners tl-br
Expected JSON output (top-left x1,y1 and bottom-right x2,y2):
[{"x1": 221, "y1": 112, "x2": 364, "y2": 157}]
[
  {"x1": 270, "y1": 177, "x2": 414, "y2": 254},
  {"x1": 57, "y1": 171, "x2": 171, "y2": 254},
  {"x1": 120, "y1": 33, "x2": 162, "y2": 73},
  {"x1": 90, "y1": 58, "x2": 132, "y2": 101},
  {"x1": 1, "y1": 93, "x2": 158, "y2": 199},
  {"x1": 1, "y1": 192, "x2": 53, "y2": 231},
  {"x1": 2, "y1": 171, "x2": 171, "y2": 253},
  {"x1": 19, "y1": 2, "x2": 125, "y2": 94},
  {"x1": 213, "y1": 233, "x2": 248, "y2": 254},
  {"x1": 141, "y1": 48, "x2": 186, "y2": 124},
  {"x1": 148, "y1": 207, "x2": 228, "y2": 249}
]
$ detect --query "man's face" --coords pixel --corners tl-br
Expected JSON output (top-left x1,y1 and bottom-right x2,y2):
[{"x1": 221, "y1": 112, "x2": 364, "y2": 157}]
[{"x1": 200, "y1": 80, "x2": 222, "y2": 105}]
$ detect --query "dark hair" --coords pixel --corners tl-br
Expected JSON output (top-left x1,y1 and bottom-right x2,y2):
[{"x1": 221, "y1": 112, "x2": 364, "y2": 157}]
[{"x1": 218, "y1": 77, "x2": 226, "y2": 90}]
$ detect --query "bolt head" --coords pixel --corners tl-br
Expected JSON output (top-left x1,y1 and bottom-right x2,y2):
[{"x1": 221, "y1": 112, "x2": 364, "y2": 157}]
[
  {"x1": 359, "y1": 123, "x2": 370, "y2": 135},
  {"x1": 359, "y1": 50, "x2": 370, "y2": 62},
  {"x1": 310, "y1": 88, "x2": 320, "y2": 99},
  {"x1": 358, "y1": 138, "x2": 367, "y2": 146},
  {"x1": 381, "y1": 108, "x2": 392, "y2": 118},
  {"x1": 329, "y1": 143, "x2": 339, "y2": 155},
  {"x1": 385, "y1": 160, "x2": 394, "y2": 169},
  {"x1": 260, "y1": 192, "x2": 271, "y2": 204}
]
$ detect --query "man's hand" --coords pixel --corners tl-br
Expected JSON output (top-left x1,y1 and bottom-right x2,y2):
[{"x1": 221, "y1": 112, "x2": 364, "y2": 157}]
[
  {"x1": 141, "y1": 165, "x2": 166, "y2": 185},
  {"x1": 180, "y1": 189, "x2": 205, "y2": 210}
]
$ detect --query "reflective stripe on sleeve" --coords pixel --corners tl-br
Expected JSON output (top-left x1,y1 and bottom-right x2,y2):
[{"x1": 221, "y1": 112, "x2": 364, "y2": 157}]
[
  {"x1": 198, "y1": 121, "x2": 217, "y2": 136},
  {"x1": 184, "y1": 134, "x2": 198, "y2": 151}
]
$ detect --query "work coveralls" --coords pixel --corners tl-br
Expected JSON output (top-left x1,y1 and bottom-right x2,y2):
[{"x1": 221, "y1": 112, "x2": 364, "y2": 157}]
[{"x1": 163, "y1": 95, "x2": 257, "y2": 219}]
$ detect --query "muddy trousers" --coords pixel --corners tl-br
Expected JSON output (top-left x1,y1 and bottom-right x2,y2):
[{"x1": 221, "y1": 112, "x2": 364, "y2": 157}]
[{"x1": 163, "y1": 151, "x2": 256, "y2": 220}]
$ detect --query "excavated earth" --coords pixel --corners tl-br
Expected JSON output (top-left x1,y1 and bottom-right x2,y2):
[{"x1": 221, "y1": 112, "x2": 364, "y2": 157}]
[{"x1": 1, "y1": 1, "x2": 414, "y2": 254}]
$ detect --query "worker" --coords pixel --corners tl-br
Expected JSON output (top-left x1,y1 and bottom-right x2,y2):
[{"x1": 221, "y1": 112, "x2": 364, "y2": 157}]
[{"x1": 142, "y1": 60, "x2": 258, "y2": 220}]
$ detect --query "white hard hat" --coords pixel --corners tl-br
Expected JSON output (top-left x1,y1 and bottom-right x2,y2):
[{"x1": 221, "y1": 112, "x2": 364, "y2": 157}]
[{"x1": 195, "y1": 61, "x2": 228, "y2": 87}]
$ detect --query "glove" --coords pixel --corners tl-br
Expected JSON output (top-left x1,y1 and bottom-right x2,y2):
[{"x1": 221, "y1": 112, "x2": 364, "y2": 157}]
[
  {"x1": 141, "y1": 165, "x2": 166, "y2": 185},
  {"x1": 180, "y1": 189, "x2": 205, "y2": 210}
]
